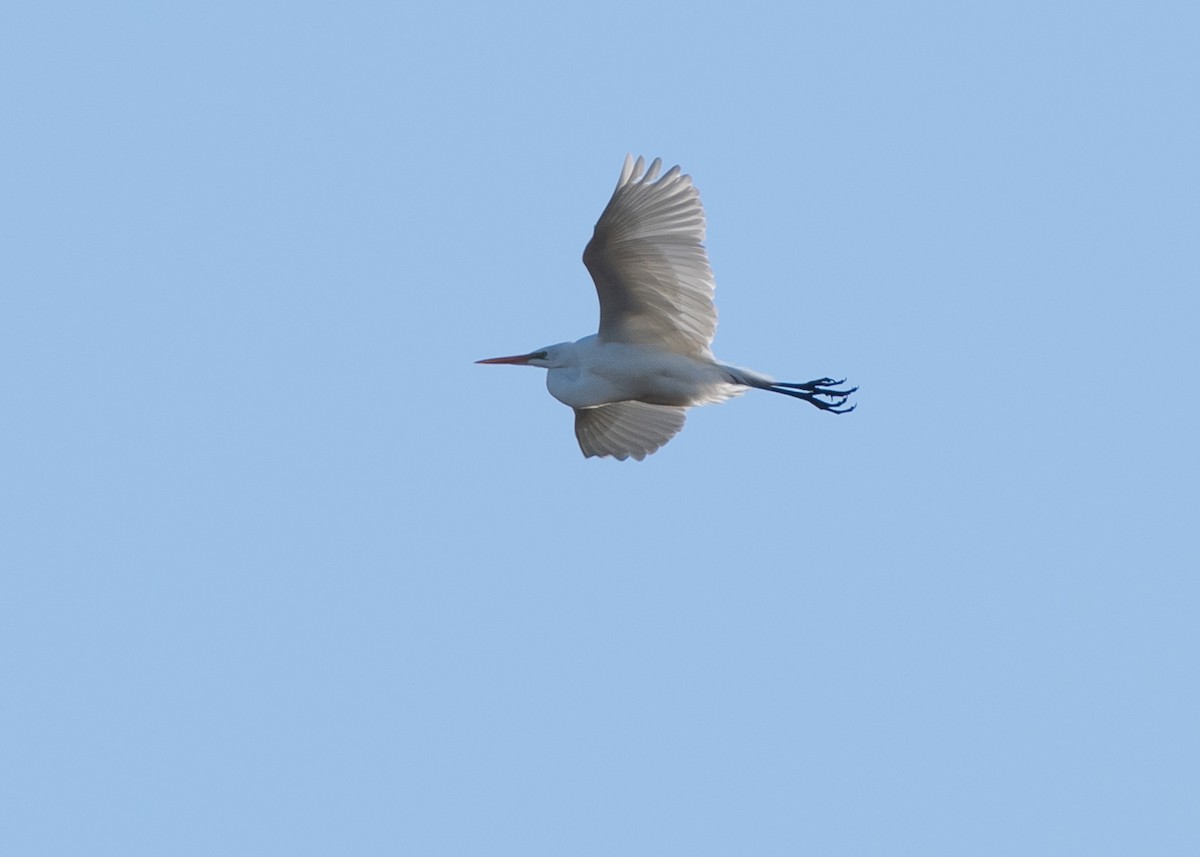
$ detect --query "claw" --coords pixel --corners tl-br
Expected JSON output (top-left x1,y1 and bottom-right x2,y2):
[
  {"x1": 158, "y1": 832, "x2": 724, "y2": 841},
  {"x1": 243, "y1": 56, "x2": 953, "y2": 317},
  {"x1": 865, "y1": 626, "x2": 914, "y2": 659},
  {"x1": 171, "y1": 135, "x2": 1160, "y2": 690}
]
[
  {"x1": 813, "y1": 384, "x2": 858, "y2": 399},
  {"x1": 772, "y1": 377, "x2": 849, "y2": 392},
  {"x1": 762, "y1": 377, "x2": 858, "y2": 413}
]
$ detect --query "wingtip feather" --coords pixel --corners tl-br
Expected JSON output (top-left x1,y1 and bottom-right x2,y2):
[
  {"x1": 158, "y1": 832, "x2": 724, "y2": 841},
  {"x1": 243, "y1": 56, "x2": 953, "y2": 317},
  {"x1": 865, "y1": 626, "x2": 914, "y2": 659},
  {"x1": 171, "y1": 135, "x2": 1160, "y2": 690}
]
[{"x1": 618, "y1": 153, "x2": 636, "y2": 188}]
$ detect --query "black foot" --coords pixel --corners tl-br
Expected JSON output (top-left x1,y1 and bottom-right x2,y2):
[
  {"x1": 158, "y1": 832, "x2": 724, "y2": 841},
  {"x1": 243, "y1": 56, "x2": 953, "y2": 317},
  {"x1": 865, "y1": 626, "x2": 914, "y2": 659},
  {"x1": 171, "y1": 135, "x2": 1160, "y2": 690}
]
[{"x1": 767, "y1": 377, "x2": 857, "y2": 413}]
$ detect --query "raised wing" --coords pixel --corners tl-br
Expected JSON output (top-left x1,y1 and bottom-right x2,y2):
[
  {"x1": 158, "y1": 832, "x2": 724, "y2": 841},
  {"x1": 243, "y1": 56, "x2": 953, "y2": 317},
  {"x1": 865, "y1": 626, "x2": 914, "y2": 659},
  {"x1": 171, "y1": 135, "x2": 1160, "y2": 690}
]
[
  {"x1": 574, "y1": 401, "x2": 687, "y2": 461},
  {"x1": 582, "y1": 155, "x2": 717, "y2": 357}
]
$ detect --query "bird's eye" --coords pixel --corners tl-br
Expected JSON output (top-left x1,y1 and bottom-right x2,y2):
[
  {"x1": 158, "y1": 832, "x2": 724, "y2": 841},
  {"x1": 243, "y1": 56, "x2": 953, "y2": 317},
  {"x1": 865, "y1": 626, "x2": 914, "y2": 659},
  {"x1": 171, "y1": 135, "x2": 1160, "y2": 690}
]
[{"x1": 533, "y1": 351, "x2": 548, "y2": 359}]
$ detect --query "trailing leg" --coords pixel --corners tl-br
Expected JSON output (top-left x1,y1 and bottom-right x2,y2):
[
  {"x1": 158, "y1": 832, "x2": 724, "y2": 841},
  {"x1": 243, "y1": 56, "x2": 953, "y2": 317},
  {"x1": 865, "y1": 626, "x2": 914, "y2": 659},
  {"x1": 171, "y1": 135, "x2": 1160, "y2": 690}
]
[{"x1": 761, "y1": 377, "x2": 857, "y2": 413}]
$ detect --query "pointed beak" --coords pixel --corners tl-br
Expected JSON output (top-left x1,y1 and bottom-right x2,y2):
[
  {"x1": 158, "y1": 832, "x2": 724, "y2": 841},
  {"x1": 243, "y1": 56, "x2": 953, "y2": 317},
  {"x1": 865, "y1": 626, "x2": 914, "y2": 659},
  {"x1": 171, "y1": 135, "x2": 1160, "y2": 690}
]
[{"x1": 475, "y1": 352, "x2": 536, "y2": 365}]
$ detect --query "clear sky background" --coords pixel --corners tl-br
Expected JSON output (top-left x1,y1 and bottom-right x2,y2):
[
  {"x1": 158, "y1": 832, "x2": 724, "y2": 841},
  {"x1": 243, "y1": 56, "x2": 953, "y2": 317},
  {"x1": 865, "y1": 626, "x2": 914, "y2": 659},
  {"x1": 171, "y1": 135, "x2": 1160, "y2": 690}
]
[{"x1": 3, "y1": 2, "x2": 1198, "y2": 855}]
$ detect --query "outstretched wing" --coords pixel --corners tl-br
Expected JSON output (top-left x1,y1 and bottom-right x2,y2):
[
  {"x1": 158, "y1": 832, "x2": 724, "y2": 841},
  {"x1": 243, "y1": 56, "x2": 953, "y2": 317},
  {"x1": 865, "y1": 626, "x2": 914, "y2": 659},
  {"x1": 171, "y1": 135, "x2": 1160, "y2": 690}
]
[
  {"x1": 574, "y1": 401, "x2": 688, "y2": 461},
  {"x1": 582, "y1": 155, "x2": 717, "y2": 357}
]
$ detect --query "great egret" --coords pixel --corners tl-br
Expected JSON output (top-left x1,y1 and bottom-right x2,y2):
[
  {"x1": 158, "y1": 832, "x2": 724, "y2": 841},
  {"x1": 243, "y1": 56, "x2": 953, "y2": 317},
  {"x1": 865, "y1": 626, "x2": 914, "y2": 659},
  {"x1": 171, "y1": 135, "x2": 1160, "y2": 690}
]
[{"x1": 478, "y1": 155, "x2": 856, "y2": 460}]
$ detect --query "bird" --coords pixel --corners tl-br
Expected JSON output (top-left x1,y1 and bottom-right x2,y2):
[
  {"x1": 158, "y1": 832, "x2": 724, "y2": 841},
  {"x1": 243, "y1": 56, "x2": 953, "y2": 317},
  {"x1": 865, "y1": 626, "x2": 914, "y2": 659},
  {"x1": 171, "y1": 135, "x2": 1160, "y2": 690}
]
[{"x1": 477, "y1": 154, "x2": 856, "y2": 461}]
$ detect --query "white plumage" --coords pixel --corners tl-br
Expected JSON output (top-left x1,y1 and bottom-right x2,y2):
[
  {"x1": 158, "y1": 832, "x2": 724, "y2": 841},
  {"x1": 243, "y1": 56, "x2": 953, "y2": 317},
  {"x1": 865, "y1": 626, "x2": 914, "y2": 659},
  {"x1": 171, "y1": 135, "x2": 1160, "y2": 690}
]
[
  {"x1": 584, "y1": 156, "x2": 716, "y2": 357},
  {"x1": 477, "y1": 155, "x2": 855, "y2": 460}
]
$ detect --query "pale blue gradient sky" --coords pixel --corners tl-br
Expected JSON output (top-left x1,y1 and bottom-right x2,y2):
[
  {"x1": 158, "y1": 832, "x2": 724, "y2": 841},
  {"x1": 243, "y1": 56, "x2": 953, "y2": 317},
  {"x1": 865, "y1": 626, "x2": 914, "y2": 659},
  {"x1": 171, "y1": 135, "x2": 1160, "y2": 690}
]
[{"x1": 3, "y1": 2, "x2": 1198, "y2": 855}]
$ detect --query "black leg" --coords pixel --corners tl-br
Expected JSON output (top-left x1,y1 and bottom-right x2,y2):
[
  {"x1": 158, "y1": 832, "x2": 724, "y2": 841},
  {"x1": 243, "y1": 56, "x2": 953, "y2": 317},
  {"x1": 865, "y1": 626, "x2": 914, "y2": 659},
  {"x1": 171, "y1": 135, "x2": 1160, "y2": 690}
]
[{"x1": 764, "y1": 378, "x2": 858, "y2": 413}]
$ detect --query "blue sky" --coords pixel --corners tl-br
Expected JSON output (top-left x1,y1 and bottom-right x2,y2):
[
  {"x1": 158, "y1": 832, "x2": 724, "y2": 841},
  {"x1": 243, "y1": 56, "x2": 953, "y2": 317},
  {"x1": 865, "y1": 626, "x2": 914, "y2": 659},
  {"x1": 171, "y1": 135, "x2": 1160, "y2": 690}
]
[{"x1": 3, "y1": 2, "x2": 1198, "y2": 854}]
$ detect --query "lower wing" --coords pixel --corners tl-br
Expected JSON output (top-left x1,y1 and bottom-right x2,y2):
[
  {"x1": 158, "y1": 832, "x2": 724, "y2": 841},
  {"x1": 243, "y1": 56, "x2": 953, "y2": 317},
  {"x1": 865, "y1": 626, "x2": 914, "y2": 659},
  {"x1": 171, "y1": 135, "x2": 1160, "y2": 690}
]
[{"x1": 573, "y1": 401, "x2": 687, "y2": 461}]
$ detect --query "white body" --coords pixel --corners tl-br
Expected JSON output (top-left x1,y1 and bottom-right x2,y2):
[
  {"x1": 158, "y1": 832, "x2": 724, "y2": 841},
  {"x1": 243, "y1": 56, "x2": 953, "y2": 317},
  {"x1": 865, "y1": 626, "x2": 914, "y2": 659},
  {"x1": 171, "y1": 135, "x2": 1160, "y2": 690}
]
[{"x1": 543, "y1": 335, "x2": 764, "y2": 409}]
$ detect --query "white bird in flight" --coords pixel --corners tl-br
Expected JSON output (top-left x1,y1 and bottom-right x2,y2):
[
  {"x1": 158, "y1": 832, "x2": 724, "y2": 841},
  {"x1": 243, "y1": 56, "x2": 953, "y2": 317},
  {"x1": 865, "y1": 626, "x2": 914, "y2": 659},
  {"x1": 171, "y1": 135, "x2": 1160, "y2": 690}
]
[{"x1": 478, "y1": 155, "x2": 856, "y2": 460}]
